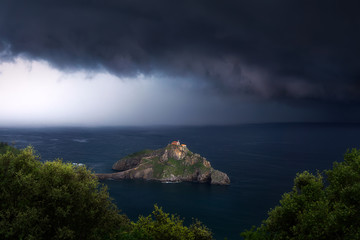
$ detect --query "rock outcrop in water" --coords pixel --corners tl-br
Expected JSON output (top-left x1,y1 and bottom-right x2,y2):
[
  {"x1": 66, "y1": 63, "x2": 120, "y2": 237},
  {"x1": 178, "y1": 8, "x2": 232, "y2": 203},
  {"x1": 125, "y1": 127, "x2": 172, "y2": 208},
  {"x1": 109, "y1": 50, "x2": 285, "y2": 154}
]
[{"x1": 96, "y1": 141, "x2": 230, "y2": 185}]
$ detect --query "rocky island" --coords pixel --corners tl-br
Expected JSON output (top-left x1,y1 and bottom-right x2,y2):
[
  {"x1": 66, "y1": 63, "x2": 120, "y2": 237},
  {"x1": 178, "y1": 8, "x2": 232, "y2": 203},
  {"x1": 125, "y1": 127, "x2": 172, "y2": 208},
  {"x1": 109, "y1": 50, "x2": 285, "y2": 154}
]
[{"x1": 96, "y1": 141, "x2": 230, "y2": 185}]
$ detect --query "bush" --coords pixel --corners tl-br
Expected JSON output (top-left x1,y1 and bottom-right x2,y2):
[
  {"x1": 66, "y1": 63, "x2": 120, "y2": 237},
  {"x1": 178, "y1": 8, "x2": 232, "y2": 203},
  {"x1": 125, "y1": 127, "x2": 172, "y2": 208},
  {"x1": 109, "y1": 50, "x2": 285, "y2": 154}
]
[
  {"x1": 241, "y1": 148, "x2": 360, "y2": 240},
  {"x1": 0, "y1": 142, "x2": 19, "y2": 155},
  {"x1": 122, "y1": 205, "x2": 213, "y2": 240},
  {"x1": 0, "y1": 146, "x2": 129, "y2": 240}
]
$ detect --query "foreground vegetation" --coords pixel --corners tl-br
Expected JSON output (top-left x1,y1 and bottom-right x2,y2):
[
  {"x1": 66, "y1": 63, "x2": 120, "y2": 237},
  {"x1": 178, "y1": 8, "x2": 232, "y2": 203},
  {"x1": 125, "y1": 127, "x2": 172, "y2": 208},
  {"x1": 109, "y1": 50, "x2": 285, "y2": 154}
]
[
  {"x1": 3, "y1": 142, "x2": 360, "y2": 240},
  {"x1": 241, "y1": 148, "x2": 360, "y2": 240},
  {"x1": 0, "y1": 144, "x2": 213, "y2": 240},
  {"x1": 0, "y1": 142, "x2": 19, "y2": 155}
]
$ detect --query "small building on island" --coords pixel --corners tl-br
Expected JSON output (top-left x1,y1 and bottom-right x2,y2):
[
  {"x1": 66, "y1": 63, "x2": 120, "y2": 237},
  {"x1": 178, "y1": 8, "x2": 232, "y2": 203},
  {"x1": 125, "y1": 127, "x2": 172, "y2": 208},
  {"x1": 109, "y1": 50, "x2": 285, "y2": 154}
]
[{"x1": 170, "y1": 140, "x2": 187, "y2": 149}]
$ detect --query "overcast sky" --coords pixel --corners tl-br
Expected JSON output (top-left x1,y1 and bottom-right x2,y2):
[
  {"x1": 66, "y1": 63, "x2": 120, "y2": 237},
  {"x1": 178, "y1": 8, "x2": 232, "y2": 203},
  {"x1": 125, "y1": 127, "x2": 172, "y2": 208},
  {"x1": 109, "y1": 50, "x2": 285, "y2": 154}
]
[{"x1": 0, "y1": 0, "x2": 360, "y2": 126}]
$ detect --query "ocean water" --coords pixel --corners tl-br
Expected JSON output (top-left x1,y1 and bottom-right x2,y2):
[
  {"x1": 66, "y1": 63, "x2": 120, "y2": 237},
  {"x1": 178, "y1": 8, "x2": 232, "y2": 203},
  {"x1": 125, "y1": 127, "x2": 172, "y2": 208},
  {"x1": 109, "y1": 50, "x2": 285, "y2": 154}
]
[{"x1": 1, "y1": 123, "x2": 360, "y2": 239}]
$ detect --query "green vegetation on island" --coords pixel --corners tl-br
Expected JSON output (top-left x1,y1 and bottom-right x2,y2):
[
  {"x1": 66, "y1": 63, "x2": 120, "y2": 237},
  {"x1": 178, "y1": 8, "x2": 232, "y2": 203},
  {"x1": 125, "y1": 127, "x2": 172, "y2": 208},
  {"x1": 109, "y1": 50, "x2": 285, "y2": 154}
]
[
  {"x1": 241, "y1": 148, "x2": 360, "y2": 240},
  {"x1": 96, "y1": 141, "x2": 230, "y2": 185},
  {"x1": 0, "y1": 144, "x2": 213, "y2": 240}
]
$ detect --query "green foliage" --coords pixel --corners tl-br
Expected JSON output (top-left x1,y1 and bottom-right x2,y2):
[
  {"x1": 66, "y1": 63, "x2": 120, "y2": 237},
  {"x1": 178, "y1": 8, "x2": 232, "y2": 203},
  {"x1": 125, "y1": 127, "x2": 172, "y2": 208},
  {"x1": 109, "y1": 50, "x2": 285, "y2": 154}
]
[
  {"x1": 122, "y1": 205, "x2": 213, "y2": 240},
  {"x1": 241, "y1": 148, "x2": 360, "y2": 240},
  {"x1": 0, "y1": 145, "x2": 214, "y2": 240},
  {"x1": 126, "y1": 149, "x2": 152, "y2": 159},
  {"x1": 0, "y1": 142, "x2": 19, "y2": 155},
  {"x1": 146, "y1": 155, "x2": 210, "y2": 179},
  {"x1": 165, "y1": 158, "x2": 187, "y2": 176},
  {"x1": 0, "y1": 147, "x2": 129, "y2": 240},
  {"x1": 150, "y1": 157, "x2": 165, "y2": 178},
  {"x1": 122, "y1": 146, "x2": 210, "y2": 180},
  {"x1": 188, "y1": 160, "x2": 210, "y2": 173}
]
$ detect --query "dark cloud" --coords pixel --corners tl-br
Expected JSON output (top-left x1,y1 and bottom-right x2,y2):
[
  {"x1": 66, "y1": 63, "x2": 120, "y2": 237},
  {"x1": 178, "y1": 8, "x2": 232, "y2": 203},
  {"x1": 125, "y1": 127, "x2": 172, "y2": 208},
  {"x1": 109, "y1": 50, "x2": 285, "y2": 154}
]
[{"x1": 1, "y1": 0, "x2": 360, "y2": 103}]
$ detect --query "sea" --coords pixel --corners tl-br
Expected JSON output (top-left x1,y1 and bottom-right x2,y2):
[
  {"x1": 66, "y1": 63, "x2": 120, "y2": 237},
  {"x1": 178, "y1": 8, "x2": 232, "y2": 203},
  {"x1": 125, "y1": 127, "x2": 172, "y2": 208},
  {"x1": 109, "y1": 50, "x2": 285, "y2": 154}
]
[{"x1": 1, "y1": 123, "x2": 360, "y2": 239}]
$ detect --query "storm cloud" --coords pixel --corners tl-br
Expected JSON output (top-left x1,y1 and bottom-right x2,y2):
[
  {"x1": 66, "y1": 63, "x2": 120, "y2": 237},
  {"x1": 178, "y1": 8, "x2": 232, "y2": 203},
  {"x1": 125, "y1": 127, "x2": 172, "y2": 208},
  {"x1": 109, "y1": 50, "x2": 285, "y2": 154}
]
[{"x1": 1, "y1": 0, "x2": 360, "y2": 104}]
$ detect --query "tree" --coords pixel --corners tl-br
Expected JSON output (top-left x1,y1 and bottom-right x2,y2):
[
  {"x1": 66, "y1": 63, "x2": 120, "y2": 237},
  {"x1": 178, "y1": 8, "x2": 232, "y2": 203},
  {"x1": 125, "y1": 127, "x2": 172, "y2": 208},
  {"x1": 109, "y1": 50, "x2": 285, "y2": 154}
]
[
  {"x1": 0, "y1": 145, "x2": 214, "y2": 240},
  {"x1": 0, "y1": 146, "x2": 129, "y2": 240},
  {"x1": 122, "y1": 205, "x2": 213, "y2": 240},
  {"x1": 0, "y1": 142, "x2": 19, "y2": 155},
  {"x1": 241, "y1": 148, "x2": 360, "y2": 240}
]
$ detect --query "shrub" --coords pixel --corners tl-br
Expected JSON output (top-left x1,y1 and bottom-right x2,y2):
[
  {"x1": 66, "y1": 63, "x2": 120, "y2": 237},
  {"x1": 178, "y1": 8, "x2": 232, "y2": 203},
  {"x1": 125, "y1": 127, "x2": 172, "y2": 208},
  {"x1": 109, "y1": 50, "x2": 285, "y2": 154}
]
[
  {"x1": 123, "y1": 205, "x2": 213, "y2": 240},
  {"x1": 0, "y1": 147, "x2": 129, "y2": 240},
  {"x1": 241, "y1": 148, "x2": 360, "y2": 240}
]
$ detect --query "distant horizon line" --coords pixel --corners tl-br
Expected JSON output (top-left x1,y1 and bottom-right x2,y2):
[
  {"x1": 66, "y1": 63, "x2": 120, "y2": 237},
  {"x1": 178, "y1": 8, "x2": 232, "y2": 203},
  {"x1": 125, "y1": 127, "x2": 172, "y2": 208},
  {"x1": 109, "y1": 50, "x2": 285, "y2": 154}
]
[{"x1": 1, "y1": 121, "x2": 360, "y2": 128}]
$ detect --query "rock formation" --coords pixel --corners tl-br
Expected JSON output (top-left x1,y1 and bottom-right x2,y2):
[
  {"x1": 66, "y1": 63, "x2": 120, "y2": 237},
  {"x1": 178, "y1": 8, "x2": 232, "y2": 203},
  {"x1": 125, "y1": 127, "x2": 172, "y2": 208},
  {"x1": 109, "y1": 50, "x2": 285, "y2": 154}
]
[{"x1": 96, "y1": 142, "x2": 230, "y2": 185}]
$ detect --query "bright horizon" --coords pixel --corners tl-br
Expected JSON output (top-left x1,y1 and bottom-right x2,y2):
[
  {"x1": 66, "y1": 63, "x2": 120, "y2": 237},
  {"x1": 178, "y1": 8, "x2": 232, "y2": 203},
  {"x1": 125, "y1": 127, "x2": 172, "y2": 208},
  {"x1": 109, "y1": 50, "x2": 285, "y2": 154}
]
[
  {"x1": 1, "y1": 57, "x2": 336, "y2": 127},
  {"x1": 1, "y1": 0, "x2": 360, "y2": 126}
]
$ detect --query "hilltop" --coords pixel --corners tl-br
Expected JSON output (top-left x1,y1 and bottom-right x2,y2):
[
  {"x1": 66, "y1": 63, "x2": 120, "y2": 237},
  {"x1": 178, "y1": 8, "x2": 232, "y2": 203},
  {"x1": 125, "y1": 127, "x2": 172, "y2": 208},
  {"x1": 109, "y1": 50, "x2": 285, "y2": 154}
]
[{"x1": 96, "y1": 141, "x2": 230, "y2": 185}]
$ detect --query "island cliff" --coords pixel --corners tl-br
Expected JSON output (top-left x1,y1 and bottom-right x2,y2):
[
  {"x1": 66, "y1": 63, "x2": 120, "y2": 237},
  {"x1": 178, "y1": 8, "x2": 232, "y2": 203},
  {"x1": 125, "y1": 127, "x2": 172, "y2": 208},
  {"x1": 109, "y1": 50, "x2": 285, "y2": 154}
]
[{"x1": 96, "y1": 141, "x2": 230, "y2": 185}]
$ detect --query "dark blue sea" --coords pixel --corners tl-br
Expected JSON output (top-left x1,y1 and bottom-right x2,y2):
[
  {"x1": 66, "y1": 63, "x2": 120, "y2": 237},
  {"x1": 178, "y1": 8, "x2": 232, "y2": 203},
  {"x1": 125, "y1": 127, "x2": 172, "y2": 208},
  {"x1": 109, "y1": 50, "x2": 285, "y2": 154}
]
[{"x1": 1, "y1": 123, "x2": 360, "y2": 239}]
